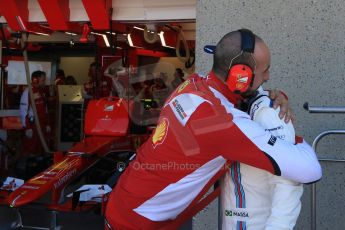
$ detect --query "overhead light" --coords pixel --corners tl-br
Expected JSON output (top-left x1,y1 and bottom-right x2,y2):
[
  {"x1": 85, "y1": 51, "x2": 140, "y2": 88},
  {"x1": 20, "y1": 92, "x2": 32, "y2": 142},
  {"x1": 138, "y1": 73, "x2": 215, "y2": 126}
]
[
  {"x1": 30, "y1": 31, "x2": 49, "y2": 36},
  {"x1": 102, "y1": 34, "x2": 110, "y2": 47},
  {"x1": 126, "y1": 34, "x2": 143, "y2": 48},
  {"x1": 134, "y1": 26, "x2": 154, "y2": 34},
  {"x1": 40, "y1": 25, "x2": 51, "y2": 29},
  {"x1": 159, "y1": 31, "x2": 175, "y2": 49},
  {"x1": 106, "y1": 32, "x2": 116, "y2": 35},
  {"x1": 14, "y1": 16, "x2": 50, "y2": 36},
  {"x1": 65, "y1": 32, "x2": 77, "y2": 36},
  {"x1": 2, "y1": 46, "x2": 17, "y2": 50},
  {"x1": 159, "y1": 31, "x2": 166, "y2": 46},
  {"x1": 89, "y1": 32, "x2": 110, "y2": 47},
  {"x1": 15, "y1": 16, "x2": 27, "y2": 31},
  {"x1": 133, "y1": 26, "x2": 144, "y2": 31},
  {"x1": 91, "y1": 32, "x2": 105, "y2": 36},
  {"x1": 127, "y1": 34, "x2": 134, "y2": 47}
]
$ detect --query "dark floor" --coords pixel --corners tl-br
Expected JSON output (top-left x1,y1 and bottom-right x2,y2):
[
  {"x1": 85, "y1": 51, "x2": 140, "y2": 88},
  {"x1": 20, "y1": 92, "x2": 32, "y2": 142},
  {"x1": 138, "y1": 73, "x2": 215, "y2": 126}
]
[
  {"x1": 0, "y1": 206, "x2": 195, "y2": 230},
  {"x1": 0, "y1": 205, "x2": 104, "y2": 230}
]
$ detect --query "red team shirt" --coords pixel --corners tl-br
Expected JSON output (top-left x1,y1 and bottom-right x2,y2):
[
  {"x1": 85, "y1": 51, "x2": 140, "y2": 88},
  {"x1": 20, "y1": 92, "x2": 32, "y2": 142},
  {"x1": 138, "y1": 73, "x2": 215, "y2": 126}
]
[
  {"x1": 105, "y1": 72, "x2": 321, "y2": 229},
  {"x1": 20, "y1": 86, "x2": 48, "y2": 128},
  {"x1": 19, "y1": 86, "x2": 49, "y2": 155},
  {"x1": 83, "y1": 75, "x2": 113, "y2": 99}
]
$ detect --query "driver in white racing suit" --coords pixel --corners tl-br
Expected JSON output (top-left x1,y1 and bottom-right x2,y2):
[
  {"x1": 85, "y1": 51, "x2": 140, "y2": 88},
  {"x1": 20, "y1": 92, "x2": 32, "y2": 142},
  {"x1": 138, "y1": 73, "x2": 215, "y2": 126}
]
[{"x1": 221, "y1": 89, "x2": 304, "y2": 230}]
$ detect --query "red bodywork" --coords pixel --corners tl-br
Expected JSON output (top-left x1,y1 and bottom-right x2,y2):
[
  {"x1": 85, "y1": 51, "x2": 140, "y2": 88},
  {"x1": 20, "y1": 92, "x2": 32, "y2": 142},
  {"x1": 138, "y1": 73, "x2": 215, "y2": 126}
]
[
  {"x1": 2, "y1": 97, "x2": 150, "y2": 210},
  {"x1": 0, "y1": 92, "x2": 220, "y2": 230}
]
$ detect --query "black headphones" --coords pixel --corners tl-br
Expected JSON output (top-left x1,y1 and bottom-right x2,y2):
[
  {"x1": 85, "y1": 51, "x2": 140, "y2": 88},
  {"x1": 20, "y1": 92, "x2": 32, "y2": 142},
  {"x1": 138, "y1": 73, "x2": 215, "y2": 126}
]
[{"x1": 226, "y1": 29, "x2": 256, "y2": 94}]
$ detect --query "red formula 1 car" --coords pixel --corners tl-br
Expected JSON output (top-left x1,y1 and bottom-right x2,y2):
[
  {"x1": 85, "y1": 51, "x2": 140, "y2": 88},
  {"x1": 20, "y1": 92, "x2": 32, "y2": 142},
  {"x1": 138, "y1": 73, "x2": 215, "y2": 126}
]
[
  {"x1": 0, "y1": 97, "x2": 151, "y2": 229},
  {"x1": 0, "y1": 64, "x2": 220, "y2": 229}
]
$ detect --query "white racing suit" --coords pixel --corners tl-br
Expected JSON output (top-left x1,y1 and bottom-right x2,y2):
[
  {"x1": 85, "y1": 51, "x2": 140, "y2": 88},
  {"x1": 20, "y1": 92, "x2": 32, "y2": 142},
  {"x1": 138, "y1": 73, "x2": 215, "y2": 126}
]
[{"x1": 221, "y1": 91, "x2": 303, "y2": 230}]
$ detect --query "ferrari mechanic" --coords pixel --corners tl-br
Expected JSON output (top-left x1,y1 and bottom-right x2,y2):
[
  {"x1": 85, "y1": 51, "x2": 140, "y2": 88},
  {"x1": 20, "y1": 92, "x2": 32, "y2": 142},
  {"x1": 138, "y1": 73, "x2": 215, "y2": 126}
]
[{"x1": 105, "y1": 29, "x2": 322, "y2": 230}]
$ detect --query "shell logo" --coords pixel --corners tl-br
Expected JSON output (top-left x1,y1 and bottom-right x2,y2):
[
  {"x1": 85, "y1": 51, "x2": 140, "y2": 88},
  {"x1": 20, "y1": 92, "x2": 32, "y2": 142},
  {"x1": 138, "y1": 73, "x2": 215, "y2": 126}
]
[{"x1": 152, "y1": 118, "x2": 169, "y2": 148}]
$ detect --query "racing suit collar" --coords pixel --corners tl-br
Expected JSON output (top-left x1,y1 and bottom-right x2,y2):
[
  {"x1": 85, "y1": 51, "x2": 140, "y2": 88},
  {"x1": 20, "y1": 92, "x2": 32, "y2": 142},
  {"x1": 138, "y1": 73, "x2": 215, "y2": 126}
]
[{"x1": 206, "y1": 71, "x2": 244, "y2": 105}]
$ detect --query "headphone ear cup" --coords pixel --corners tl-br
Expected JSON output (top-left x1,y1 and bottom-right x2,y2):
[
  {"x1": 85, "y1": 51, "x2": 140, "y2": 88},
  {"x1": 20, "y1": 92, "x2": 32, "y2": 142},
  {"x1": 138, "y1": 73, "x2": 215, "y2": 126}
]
[{"x1": 226, "y1": 64, "x2": 253, "y2": 93}]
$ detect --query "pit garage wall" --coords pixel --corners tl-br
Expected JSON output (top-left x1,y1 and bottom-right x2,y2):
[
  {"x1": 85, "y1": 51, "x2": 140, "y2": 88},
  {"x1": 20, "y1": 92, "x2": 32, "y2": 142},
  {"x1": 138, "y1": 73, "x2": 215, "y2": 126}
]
[{"x1": 195, "y1": 1, "x2": 345, "y2": 230}]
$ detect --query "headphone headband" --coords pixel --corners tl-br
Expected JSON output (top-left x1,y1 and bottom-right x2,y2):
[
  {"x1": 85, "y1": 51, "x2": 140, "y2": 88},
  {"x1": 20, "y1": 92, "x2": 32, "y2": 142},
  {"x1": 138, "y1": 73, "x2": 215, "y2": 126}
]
[
  {"x1": 239, "y1": 29, "x2": 255, "y2": 53},
  {"x1": 226, "y1": 29, "x2": 256, "y2": 94}
]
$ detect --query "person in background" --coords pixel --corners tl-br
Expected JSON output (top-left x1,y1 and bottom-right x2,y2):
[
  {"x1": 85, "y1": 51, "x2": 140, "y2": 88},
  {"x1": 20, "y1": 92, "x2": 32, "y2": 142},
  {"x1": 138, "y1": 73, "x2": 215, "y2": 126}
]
[
  {"x1": 83, "y1": 62, "x2": 113, "y2": 100},
  {"x1": 82, "y1": 62, "x2": 114, "y2": 112},
  {"x1": 150, "y1": 73, "x2": 170, "y2": 107},
  {"x1": 171, "y1": 68, "x2": 185, "y2": 89},
  {"x1": 54, "y1": 69, "x2": 65, "y2": 86},
  {"x1": 53, "y1": 69, "x2": 66, "y2": 97},
  {"x1": 19, "y1": 71, "x2": 50, "y2": 155},
  {"x1": 64, "y1": 75, "x2": 77, "y2": 85}
]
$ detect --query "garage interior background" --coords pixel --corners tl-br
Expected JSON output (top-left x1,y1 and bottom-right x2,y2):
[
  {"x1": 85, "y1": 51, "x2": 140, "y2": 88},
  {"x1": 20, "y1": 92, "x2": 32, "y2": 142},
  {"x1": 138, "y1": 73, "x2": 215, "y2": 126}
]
[{"x1": 0, "y1": 0, "x2": 344, "y2": 229}]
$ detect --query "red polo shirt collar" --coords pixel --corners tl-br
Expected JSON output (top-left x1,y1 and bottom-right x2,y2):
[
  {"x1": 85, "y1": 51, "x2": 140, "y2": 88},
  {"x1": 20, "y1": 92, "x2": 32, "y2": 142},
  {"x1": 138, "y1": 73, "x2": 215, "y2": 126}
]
[{"x1": 205, "y1": 71, "x2": 244, "y2": 105}]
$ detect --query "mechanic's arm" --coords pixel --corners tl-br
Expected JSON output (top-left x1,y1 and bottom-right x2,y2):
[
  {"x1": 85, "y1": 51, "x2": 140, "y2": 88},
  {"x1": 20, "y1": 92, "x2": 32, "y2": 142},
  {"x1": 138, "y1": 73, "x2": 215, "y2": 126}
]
[
  {"x1": 192, "y1": 108, "x2": 322, "y2": 183},
  {"x1": 228, "y1": 118, "x2": 321, "y2": 183},
  {"x1": 191, "y1": 103, "x2": 321, "y2": 183}
]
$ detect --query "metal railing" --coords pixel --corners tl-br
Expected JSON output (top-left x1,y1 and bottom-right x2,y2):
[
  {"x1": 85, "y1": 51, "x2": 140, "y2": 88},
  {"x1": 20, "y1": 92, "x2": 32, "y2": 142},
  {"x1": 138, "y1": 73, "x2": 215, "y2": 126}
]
[{"x1": 303, "y1": 102, "x2": 345, "y2": 230}]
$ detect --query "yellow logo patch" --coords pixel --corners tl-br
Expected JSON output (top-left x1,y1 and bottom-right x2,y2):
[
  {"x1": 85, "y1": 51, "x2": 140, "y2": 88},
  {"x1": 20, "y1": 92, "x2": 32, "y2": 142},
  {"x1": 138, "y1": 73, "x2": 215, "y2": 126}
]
[
  {"x1": 152, "y1": 118, "x2": 169, "y2": 148},
  {"x1": 52, "y1": 159, "x2": 69, "y2": 170},
  {"x1": 177, "y1": 80, "x2": 190, "y2": 93},
  {"x1": 28, "y1": 179, "x2": 47, "y2": 185}
]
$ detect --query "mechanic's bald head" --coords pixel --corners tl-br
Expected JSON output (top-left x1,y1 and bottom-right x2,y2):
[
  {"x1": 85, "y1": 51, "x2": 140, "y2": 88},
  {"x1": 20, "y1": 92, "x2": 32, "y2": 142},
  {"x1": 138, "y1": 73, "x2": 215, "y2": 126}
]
[{"x1": 212, "y1": 30, "x2": 264, "y2": 81}]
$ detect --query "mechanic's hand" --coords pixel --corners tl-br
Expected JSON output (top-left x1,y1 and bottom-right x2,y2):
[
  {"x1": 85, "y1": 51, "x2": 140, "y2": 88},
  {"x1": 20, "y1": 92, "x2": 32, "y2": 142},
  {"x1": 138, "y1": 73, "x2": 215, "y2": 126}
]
[
  {"x1": 269, "y1": 89, "x2": 295, "y2": 123},
  {"x1": 25, "y1": 129, "x2": 33, "y2": 138},
  {"x1": 46, "y1": 125, "x2": 51, "y2": 133}
]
